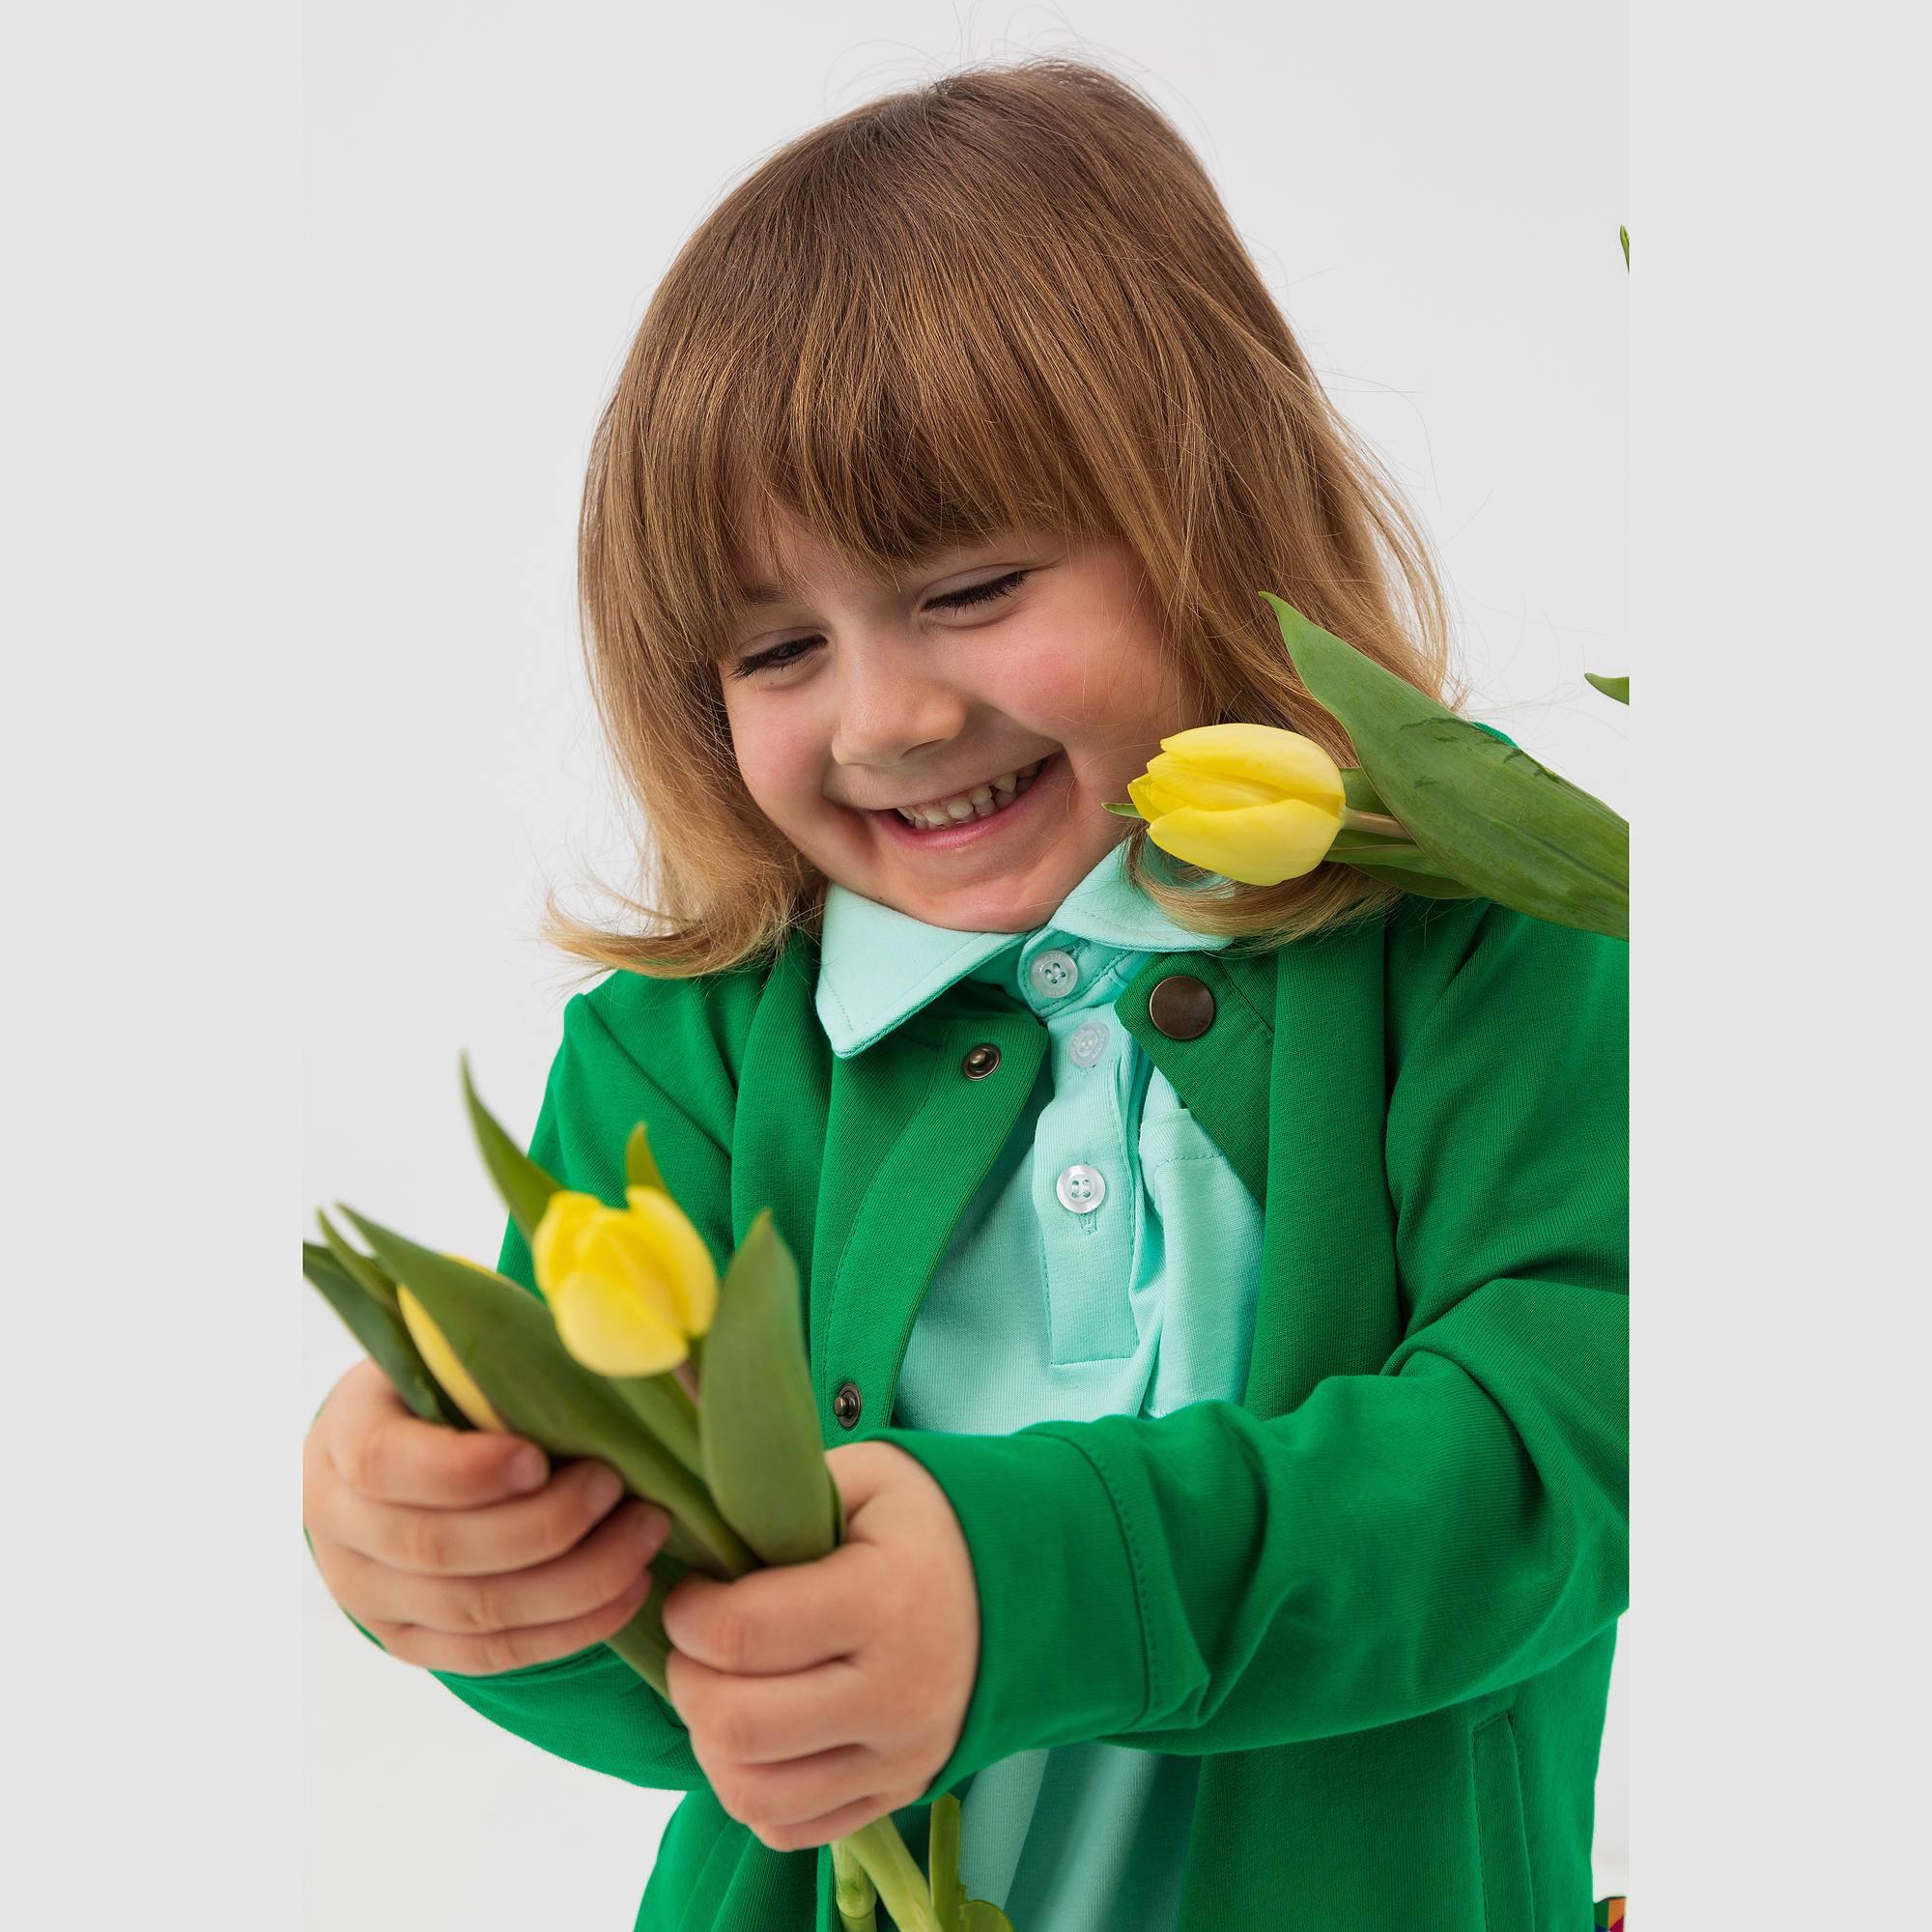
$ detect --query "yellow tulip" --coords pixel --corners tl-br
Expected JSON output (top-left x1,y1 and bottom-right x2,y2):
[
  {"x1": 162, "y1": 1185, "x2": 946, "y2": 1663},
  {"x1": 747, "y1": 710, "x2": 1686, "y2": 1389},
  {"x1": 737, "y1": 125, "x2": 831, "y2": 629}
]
[
  {"x1": 397, "y1": 1281, "x2": 508, "y2": 1432},
  {"x1": 533, "y1": 1186, "x2": 719, "y2": 1378},
  {"x1": 1125, "y1": 723, "x2": 1350, "y2": 886}
]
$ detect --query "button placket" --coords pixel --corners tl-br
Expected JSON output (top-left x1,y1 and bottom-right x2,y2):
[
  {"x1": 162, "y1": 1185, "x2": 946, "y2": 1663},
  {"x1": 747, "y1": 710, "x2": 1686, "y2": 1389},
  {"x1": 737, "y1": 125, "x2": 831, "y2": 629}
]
[{"x1": 1013, "y1": 934, "x2": 1139, "y2": 1360}]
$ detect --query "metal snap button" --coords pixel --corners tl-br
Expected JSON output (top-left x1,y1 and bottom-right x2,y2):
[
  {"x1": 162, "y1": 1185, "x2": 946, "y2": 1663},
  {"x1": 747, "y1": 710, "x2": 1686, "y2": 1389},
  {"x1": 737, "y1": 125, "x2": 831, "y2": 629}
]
[
  {"x1": 1067, "y1": 1019, "x2": 1109, "y2": 1068},
  {"x1": 1055, "y1": 1163, "x2": 1107, "y2": 1213},
  {"x1": 832, "y1": 1380, "x2": 863, "y2": 1428},
  {"x1": 1148, "y1": 973, "x2": 1216, "y2": 1040},
  {"x1": 961, "y1": 1041, "x2": 1001, "y2": 1079},
  {"x1": 1028, "y1": 948, "x2": 1079, "y2": 1000}
]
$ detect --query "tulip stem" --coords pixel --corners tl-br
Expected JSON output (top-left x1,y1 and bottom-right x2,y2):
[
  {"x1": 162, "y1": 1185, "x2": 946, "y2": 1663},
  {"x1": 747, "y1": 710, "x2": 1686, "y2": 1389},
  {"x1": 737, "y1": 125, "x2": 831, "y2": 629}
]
[
  {"x1": 840, "y1": 1819, "x2": 944, "y2": 1932},
  {"x1": 832, "y1": 1839, "x2": 879, "y2": 1931},
  {"x1": 605, "y1": 1601, "x2": 673, "y2": 1698},
  {"x1": 1338, "y1": 807, "x2": 1408, "y2": 838}
]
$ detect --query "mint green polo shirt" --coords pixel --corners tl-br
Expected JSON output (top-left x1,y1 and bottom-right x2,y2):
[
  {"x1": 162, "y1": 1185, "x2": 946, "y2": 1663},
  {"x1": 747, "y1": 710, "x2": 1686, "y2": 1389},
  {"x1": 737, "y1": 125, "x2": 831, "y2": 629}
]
[{"x1": 813, "y1": 834, "x2": 1265, "y2": 1931}]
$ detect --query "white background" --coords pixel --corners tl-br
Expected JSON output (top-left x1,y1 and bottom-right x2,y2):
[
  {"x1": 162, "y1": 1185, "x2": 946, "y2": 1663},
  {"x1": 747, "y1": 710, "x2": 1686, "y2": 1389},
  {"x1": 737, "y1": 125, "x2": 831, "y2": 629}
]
[
  {"x1": 302, "y1": 6, "x2": 1627, "y2": 1925},
  {"x1": 41, "y1": 4, "x2": 1932, "y2": 1931}
]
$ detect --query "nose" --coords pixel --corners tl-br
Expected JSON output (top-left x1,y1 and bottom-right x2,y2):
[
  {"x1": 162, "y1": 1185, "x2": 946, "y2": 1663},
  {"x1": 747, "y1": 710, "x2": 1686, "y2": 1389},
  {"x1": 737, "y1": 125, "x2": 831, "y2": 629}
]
[{"x1": 827, "y1": 639, "x2": 972, "y2": 775}]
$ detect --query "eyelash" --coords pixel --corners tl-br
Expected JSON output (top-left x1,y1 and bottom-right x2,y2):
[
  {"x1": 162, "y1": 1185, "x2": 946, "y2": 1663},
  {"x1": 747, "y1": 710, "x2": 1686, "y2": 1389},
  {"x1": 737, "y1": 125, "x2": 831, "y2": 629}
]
[{"x1": 727, "y1": 570, "x2": 1031, "y2": 680}]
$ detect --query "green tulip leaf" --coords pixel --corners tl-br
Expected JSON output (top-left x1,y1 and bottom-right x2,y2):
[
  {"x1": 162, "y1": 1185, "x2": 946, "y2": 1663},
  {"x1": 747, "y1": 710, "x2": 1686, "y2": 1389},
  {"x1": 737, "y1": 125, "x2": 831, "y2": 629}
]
[
  {"x1": 1100, "y1": 799, "x2": 1143, "y2": 818},
  {"x1": 1325, "y1": 831, "x2": 1429, "y2": 859},
  {"x1": 1338, "y1": 859, "x2": 1479, "y2": 897},
  {"x1": 459, "y1": 1051, "x2": 565, "y2": 1247},
  {"x1": 1338, "y1": 766, "x2": 1392, "y2": 815},
  {"x1": 607, "y1": 1370, "x2": 704, "y2": 1480},
  {"x1": 1331, "y1": 764, "x2": 1483, "y2": 896},
  {"x1": 300, "y1": 1238, "x2": 465, "y2": 1427},
  {"x1": 1326, "y1": 819, "x2": 1477, "y2": 897},
  {"x1": 335, "y1": 1206, "x2": 753, "y2": 1577},
  {"x1": 1261, "y1": 593, "x2": 1628, "y2": 941},
  {"x1": 1584, "y1": 671, "x2": 1630, "y2": 704},
  {"x1": 961, "y1": 1902, "x2": 1013, "y2": 1931},
  {"x1": 316, "y1": 1206, "x2": 401, "y2": 1312},
  {"x1": 698, "y1": 1207, "x2": 839, "y2": 1568},
  {"x1": 624, "y1": 1120, "x2": 670, "y2": 1196}
]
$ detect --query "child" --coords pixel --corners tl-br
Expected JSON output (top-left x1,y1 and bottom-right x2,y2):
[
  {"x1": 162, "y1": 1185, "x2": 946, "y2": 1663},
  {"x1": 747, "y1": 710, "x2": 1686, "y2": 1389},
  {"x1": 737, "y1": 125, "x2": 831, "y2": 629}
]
[{"x1": 302, "y1": 55, "x2": 1627, "y2": 1932}]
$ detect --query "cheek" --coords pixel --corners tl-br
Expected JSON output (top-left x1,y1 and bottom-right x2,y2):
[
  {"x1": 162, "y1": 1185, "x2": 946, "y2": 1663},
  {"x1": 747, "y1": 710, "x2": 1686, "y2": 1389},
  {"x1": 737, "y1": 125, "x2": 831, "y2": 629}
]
[
  {"x1": 1005, "y1": 620, "x2": 1181, "y2": 738},
  {"x1": 727, "y1": 713, "x2": 822, "y2": 816}
]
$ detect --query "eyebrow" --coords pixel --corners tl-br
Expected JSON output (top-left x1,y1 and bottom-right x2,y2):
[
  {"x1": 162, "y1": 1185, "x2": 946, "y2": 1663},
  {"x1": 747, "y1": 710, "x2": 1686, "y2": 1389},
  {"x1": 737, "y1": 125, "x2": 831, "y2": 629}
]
[
  {"x1": 733, "y1": 538, "x2": 1020, "y2": 611},
  {"x1": 735, "y1": 582, "x2": 799, "y2": 609}
]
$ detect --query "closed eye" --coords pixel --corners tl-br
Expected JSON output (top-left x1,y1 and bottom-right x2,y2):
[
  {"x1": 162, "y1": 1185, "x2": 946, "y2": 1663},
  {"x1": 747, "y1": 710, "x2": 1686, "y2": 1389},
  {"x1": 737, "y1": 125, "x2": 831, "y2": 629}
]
[{"x1": 727, "y1": 570, "x2": 1030, "y2": 681}]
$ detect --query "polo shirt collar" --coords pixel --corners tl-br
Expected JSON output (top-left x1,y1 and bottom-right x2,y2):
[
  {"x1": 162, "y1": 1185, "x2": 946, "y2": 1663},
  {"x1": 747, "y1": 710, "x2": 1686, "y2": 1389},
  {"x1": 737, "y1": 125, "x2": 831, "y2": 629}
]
[{"x1": 814, "y1": 836, "x2": 1230, "y2": 1059}]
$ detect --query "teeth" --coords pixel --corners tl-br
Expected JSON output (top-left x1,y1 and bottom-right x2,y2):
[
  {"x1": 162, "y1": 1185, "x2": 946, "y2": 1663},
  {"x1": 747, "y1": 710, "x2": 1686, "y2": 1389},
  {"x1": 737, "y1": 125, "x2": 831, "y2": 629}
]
[{"x1": 896, "y1": 756, "x2": 1047, "y2": 828}]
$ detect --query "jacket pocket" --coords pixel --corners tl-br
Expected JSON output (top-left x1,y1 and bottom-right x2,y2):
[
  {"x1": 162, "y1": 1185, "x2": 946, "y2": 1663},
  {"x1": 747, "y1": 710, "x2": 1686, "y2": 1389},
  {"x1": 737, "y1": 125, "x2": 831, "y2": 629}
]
[{"x1": 1471, "y1": 1710, "x2": 1536, "y2": 1932}]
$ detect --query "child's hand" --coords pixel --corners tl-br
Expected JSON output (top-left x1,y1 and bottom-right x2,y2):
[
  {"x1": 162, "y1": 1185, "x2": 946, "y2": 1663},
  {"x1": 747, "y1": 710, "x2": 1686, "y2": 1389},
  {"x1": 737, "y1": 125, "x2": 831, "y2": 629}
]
[
  {"x1": 303, "y1": 1357, "x2": 673, "y2": 1673},
  {"x1": 659, "y1": 1441, "x2": 980, "y2": 1851}
]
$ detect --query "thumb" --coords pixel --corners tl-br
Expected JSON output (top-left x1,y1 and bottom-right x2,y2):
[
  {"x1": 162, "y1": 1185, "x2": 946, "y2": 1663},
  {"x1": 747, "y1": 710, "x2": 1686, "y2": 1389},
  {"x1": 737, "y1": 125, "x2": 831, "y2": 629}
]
[{"x1": 823, "y1": 1439, "x2": 918, "y2": 1533}]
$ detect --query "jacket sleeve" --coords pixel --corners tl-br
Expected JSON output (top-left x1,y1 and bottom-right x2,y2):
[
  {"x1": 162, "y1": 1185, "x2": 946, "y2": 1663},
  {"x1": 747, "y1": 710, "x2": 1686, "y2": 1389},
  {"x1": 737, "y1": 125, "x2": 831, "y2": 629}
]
[
  {"x1": 427, "y1": 986, "x2": 728, "y2": 1794},
  {"x1": 874, "y1": 898, "x2": 1628, "y2": 1800}
]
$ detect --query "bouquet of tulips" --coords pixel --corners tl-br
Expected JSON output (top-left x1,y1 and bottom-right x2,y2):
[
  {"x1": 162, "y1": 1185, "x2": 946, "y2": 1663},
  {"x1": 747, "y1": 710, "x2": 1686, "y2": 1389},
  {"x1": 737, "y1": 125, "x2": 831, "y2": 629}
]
[
  {"x1": 302, "y1": 1071, "x2": 1010, "y2": 1932},
  {"x1": 1109, "y1": 596, "x2": 1629, "y2": 943}
]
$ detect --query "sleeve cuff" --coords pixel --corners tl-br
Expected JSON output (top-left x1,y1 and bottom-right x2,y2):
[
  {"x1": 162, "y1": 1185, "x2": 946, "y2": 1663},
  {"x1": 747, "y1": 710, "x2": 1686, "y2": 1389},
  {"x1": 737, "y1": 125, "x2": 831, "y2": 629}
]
[{"x1": 867, "y1": 1422, "x2": 1151, "y2": 1804}]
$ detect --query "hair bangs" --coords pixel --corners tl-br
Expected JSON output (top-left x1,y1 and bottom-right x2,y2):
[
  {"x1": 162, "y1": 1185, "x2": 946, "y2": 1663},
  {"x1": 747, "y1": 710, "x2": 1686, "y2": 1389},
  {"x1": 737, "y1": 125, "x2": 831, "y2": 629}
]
[{"x1": 657, "y1": 243, "x2": 1118, "y2": 680}]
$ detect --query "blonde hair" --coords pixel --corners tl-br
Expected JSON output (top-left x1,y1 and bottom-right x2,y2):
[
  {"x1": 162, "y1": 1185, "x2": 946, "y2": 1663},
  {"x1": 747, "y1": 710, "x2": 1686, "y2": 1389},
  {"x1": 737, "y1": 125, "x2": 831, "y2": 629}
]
[{"x1": 539, "y1": 54, "x2": 1470, "y2": 984}]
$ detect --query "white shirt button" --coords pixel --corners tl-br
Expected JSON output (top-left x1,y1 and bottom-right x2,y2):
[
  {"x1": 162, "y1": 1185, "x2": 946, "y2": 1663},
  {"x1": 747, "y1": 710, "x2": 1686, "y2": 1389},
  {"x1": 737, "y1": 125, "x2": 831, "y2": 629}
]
[
  {"x1": 1067, "y1": 1020, "x2": 1109, "y2": 1067},
  {"x1": 1055, "y1": 1162, "x2": 1106, "y2": 1213},
  {"x1": 1029, "y1": 948, "x2": 1079, "y2": 1000}
]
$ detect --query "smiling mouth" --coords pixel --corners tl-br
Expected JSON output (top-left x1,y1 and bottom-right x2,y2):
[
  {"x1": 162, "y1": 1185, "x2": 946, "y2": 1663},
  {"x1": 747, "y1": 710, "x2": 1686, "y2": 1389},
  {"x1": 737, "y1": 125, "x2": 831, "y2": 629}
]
[{"x1": 876, "y1": 753, "x2": 1055, "y2": 827}]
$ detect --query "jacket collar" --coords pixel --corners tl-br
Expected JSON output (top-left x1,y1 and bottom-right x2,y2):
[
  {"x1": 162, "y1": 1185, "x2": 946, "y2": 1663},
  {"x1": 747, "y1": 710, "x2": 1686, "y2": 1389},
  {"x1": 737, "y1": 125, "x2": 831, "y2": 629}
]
[{"x1": 812, "y1": 837, "x2": 1235, "y2": 1058}]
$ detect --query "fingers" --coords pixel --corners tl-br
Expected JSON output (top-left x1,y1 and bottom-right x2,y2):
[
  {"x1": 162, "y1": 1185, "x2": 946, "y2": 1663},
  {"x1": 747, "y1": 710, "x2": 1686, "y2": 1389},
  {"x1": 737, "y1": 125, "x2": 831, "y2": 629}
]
[
  {"x1": 323, "y1": 1358, "x2": 549, "y2": 1506},
  {"x1": 323, "y1": 1457, "x2": 636, "y2": 1577},
  {"x1": 749, "y1": 1787, "x2": 909, "y2": 1855},
  {"x1": 659, "y1": 1542, "x2": 878, "y2": 1675},
  {"x1": 342, "y1": 1495, "x2": 670, "y2": 1634},
  {"x1": 676, "y1": 1731, "x2": 913, "y2": 1852},
  {"x1": 370, "y1": 1563, "x2": 657, "y2": 1676},
  {"x1": 664, "y1": 1651, "x2": 867, "y2": 1766}
]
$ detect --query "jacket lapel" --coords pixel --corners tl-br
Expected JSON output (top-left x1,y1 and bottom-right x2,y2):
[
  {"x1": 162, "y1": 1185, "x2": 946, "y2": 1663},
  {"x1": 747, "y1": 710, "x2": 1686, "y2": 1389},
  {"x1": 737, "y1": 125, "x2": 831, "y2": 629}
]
[
  {"x1": 805, "y1": 980, "x2": 1048, "y2": 1437},
  {"x1": 1115, "y1": 946, "x2": 1277, "y2": 1210},
  {"x1": 727, "y1": 938, "x2": 831, "y2": 1289},
  {"x1": 1116, "y1": 921, "x2": 1400, "y2": 1417}
]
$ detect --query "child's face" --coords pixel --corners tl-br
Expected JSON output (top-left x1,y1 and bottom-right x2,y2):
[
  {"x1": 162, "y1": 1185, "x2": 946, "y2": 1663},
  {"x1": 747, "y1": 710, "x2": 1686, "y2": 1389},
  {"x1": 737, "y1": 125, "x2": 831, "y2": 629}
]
[{"x1": 717, "y1": 510, "x2": 1217, "y2": 932}]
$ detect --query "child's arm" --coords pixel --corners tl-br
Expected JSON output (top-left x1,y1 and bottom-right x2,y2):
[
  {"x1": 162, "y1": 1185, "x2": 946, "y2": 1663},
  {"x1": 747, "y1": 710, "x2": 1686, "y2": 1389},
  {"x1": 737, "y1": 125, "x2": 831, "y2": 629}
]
[
  {"x1": 871, "y1": 896, "x2": 1628, "y2": 1801},
  {"x1": 423, "y1": 987, "x2": 746, "y2": 1793}
]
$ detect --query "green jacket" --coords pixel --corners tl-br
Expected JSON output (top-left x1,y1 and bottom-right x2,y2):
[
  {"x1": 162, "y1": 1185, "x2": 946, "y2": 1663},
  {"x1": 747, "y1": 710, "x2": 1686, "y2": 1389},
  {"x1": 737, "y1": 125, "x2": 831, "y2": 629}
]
[{"x1": 438, "y1": 886, "x2": 1628, "y2": 1931}]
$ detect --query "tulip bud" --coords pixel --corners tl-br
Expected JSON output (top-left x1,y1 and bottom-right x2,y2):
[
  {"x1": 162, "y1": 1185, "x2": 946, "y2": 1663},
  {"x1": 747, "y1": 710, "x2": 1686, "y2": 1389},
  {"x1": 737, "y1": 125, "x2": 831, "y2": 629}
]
[
  {"x1": 534, "y1": 1187, "x2": 719, "y2": 1378},
  {"x1": 396, "y1": 1283, "x2": 508, "y2": 1432},
  {"x1": 1125, "y1": 723, "x2": 1348, "y2": 886}
]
